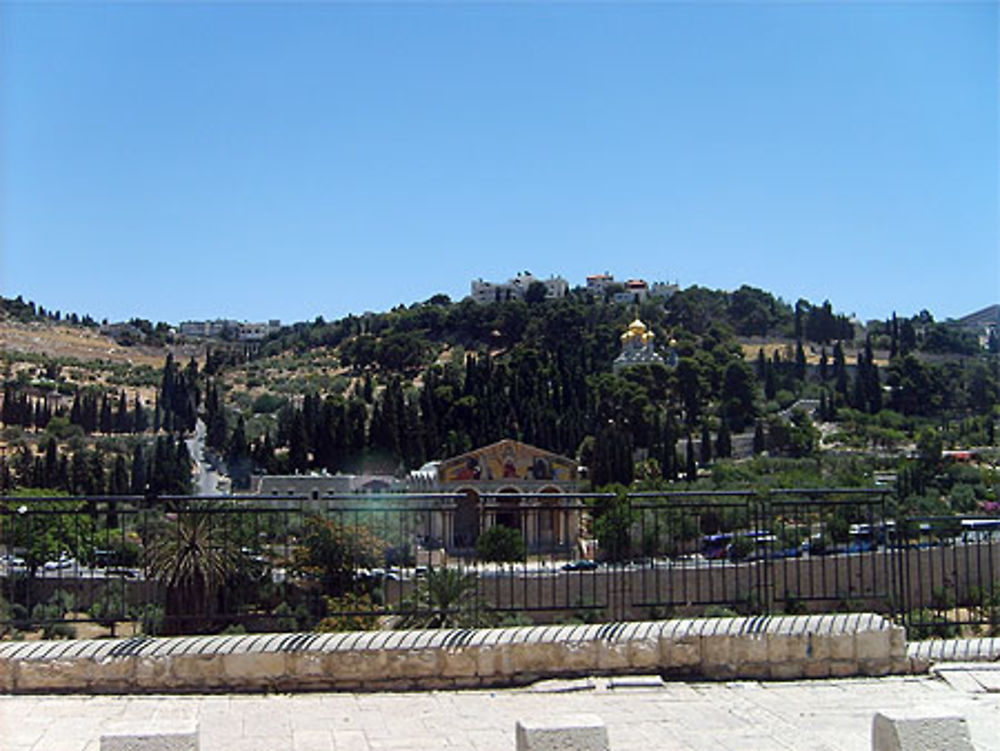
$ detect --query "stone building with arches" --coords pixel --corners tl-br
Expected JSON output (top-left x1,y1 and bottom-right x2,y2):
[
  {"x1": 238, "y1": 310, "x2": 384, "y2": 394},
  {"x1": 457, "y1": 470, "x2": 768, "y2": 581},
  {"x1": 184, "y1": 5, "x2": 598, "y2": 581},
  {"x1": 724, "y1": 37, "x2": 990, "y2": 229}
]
[{"x1": 425, "y1": 439, "x2": 584, "y2": 554}]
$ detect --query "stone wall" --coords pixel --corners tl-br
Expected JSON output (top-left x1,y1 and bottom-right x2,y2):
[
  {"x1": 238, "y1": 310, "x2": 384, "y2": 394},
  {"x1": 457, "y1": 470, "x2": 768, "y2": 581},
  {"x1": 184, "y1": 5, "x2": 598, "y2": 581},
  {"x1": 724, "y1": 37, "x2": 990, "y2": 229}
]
[{"x1": 0, "y1": 613, "x2": 908, "y2": 694}]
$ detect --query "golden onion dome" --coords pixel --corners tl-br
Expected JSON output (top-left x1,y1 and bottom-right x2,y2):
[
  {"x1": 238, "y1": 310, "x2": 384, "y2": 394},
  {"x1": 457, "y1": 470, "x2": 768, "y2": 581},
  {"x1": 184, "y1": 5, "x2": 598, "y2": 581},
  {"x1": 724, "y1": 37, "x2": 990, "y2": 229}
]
[{"x1": 629, "y1": 318, "x2": 647, "y2": 333}]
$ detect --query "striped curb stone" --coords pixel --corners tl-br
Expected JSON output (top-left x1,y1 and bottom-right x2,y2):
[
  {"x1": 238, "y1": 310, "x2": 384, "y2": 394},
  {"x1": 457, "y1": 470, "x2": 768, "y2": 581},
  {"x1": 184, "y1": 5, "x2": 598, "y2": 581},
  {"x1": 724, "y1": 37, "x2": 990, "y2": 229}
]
[{"x1": 0, "y1": 613, "x2": 907, "y2": 694}]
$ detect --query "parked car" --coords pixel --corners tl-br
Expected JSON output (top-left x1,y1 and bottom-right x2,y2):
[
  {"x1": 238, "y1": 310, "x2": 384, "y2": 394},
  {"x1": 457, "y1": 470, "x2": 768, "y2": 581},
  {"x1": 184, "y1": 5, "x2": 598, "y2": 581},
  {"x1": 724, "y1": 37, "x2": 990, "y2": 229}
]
[
  {"x1": 561, "y1": 560, "x2": 599, "y2": 572},
  {"x1": 43, "y1": 553, "x2": 74, "y2": 571}
]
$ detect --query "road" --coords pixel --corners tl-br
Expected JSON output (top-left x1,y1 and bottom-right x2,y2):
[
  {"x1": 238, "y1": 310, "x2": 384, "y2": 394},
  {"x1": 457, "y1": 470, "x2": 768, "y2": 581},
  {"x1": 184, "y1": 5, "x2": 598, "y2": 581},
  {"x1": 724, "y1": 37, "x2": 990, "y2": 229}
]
[
  {"x1": 0, "y1": 560, "x2": 144, "y2": 581},
  {"x1": 186, "y1": 418, "x2": 227, "y2": 496}
]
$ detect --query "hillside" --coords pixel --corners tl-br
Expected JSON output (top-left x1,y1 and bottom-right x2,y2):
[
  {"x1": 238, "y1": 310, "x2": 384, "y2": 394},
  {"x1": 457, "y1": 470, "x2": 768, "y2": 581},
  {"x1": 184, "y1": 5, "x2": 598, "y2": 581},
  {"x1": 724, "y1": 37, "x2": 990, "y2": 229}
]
[
  {"x1": 0, "y1": 319, "x2": 172, "y2": 368},
  {"x1": 1, "y1": 287, "x2": 996, "y2": 503}
]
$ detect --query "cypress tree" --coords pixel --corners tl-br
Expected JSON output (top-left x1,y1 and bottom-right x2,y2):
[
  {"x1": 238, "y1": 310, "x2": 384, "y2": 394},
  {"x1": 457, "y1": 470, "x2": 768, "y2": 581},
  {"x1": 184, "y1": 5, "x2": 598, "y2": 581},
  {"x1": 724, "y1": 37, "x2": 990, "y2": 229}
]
[
  {"x1": 100, "y1": 394, "x2": 113, "y2": 434},
  {"x1": 44, "y1": 437, "x2": 59, "y2": 487},
  {"x1": 753, "y1": 419, "x2": 766, "y2": 454},
  {"x1": 70, "y1": 392, "x2": 82, "y2": 428},
  {"x1": 764, "y1": 362, "x2": 777, "y2": 401},
  {"x1": 227, "y1": 415, "x2": 251, "y2": 488},
  {"x1": 716, "y1": 416, "x2": 732, "y2": 459},
  {"x1": 83, "y1": 393, "x2": 98, "y2": 433},
  {"x1": 794, "y1": 340, "x2": 807, "y2": 381},
  {"x1": 288, "y1": 410, "x2": 309, "y2": 473},
  {"x1": 1, "y1": 385, "x2": 14, "y2": 426},
  {"x1": 110, "y1": 454, "x2": 129, "y2": 496},
  {"x1": 130, "y1": 444, "x2": 147, "y2": 495},
  {"x1": 57, "y1": 455, "x2": 69, "y2": 491},
  {"x1": 833, "y1": 342, "x2": 847, "y2": 397},
  {"x1": 661, "y1": 411, "x2": 676, "y2": 481},
  {"x1": 88, "y1": 449, "x2": 105, "y2": 495},
  {"x1": 30, "y1": 457, "x2": 44, "y2": 488},
  {"x1": 853, "y1": 355, "x2": 867, "y2": 411},
  {"x1": 69, "y1": 449, "x2": 90, "y2": 494},
  {"x1": 864, "y1": 338, "x2": 882, "y2": 413},
  {"x1": 700, "y1": 422, "x2": 712, "y2": 465},
  {"x1": 134, "y1": 394, "x2": 148, "y2": 433},
  {"x1": 685, "y1": 434, "x2": 697, "y2": 482},
  {"x1": 115, "y1": 390, "x2": 130, "y2": 433},
  {"x1": 175, "y1": 439, "x2": 193, "y2": 495}
]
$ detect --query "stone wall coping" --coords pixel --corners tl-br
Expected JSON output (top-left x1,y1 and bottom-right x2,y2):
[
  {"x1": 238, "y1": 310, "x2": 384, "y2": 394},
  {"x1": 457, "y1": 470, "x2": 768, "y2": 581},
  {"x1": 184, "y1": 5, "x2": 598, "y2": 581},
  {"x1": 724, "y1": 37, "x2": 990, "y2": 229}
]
[
  {"x1": 0, "y1": 613, "x2": 906, "y2": 694},
  {"x1": 0, "y1": 613, "x2": 896, "y2": 664},
  {"x1": 907, "y1": 637, "x2": 1000, "y2": 663}
]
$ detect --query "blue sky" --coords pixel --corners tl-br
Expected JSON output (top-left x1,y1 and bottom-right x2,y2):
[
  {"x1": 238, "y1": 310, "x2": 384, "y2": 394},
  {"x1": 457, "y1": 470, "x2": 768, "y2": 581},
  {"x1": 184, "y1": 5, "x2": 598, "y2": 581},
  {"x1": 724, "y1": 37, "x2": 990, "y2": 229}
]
[{"x1": 1, "y1": 1, "x2": 996, "y2": 326}]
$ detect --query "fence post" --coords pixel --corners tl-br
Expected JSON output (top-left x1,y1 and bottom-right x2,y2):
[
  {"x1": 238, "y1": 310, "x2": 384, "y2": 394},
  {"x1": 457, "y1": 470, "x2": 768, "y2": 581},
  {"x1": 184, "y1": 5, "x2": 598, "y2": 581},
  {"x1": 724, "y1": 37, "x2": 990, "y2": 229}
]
[{"x1": 757, "y1": 492, "x2": 773, "y2": 615}]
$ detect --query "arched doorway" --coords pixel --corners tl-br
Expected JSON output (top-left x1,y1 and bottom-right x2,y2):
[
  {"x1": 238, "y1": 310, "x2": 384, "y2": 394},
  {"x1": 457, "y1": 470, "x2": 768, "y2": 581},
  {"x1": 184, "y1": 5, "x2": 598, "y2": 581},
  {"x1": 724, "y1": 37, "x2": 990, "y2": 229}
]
[
  {"x1": 495, "y1": 487, "x2": 522, "y2": 532},
  {"x1": 454, "y1": 489, "x2": 480, "y2": 550},
  {"x1": 537, "y1": 486, "x2": 561, "y2": 549}
]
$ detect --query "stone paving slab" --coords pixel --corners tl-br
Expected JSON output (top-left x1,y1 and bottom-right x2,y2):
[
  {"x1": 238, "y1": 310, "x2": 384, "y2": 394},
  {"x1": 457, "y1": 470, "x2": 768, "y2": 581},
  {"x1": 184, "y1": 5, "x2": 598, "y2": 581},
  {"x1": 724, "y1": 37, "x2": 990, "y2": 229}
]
[
  {"x1": 1, "y1": 674, "x2": 999, "y2": 751},
  {"x1": 932, "y1": 663, "x2": 1000, "y2": 693}
]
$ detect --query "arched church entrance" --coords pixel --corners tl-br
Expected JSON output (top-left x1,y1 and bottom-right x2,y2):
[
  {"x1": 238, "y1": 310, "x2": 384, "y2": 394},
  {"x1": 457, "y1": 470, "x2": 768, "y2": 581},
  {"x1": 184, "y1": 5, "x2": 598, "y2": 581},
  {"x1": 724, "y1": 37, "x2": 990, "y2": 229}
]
[
  {"x1": 537, "y1": 486, "x2": 561, "y2": 549},
  {"x1": 454, "y1": 489, "x2": 480, "y2": 549},
  {"x1": 495, "y1": 487, "x2": 522, "y2": 532}
]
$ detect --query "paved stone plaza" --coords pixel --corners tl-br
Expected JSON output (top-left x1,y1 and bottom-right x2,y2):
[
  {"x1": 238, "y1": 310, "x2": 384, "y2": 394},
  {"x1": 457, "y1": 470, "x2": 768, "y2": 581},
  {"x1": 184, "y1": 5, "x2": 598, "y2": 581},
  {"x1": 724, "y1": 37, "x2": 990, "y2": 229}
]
[{"x1": 2, "y1": 670, "x2": 998, "y2": 751}]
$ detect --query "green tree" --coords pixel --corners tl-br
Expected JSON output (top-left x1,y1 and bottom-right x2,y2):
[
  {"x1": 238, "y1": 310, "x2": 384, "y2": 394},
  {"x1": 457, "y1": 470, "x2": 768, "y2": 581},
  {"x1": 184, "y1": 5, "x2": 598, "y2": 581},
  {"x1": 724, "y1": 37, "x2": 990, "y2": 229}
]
[
  {"x1": 292, "y1": 515, "x2": 386, "y2": 597},
  {"x1": 524, "y1": 281, "x2": 548, "y2": 305},
  {"x1": 593, "y1": 497, "x2": 636, "y2": 563},
  {"x1": 721, "y1": 360, "x2": 756, "y2": 432},
  {"x1": 916, "y1": 427, "x2": 942, "y2": 474}
]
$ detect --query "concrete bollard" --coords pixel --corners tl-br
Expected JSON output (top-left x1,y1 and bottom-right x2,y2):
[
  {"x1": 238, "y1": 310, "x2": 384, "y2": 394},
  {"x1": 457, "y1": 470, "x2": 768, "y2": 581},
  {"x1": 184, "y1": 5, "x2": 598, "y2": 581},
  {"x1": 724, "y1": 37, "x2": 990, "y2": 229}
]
[
  {"x1": 872, "y1": 711, "x2": 974, "y2": 751},
  {"x1": 516, "y1": 714, "x2": 609, "y2": 751},
  {"x1": 100, "y1": 721, "x2": 200, "y2": 751}
]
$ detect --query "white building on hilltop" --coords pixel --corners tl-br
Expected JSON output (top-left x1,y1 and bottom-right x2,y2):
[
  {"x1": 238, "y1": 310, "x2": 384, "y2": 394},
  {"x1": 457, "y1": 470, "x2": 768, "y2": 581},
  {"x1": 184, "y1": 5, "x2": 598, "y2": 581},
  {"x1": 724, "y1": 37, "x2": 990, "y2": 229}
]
[
  {"x1": 470, "y1": 271, "x2": 568, "y2": 304},
  {"x1": 179, "y1": 319, "x2": 281, "y2": 341},
  {"x1": 587, "y1": 273, "x2": 679, "y2": 304},
  {"x1": 586, "y1": 273, "x2": 616, "y2": 296}
]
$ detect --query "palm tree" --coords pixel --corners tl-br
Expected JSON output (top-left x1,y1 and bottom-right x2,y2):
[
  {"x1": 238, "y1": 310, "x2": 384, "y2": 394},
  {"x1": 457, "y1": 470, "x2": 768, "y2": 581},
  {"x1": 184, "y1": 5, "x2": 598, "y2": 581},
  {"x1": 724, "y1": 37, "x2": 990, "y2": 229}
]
[
  {"x1": 145, "y1": 511, "x2": 241, "y2": 635},
  {"x1": 397, "y1": 566, "x2": 480, "y2": 629}
]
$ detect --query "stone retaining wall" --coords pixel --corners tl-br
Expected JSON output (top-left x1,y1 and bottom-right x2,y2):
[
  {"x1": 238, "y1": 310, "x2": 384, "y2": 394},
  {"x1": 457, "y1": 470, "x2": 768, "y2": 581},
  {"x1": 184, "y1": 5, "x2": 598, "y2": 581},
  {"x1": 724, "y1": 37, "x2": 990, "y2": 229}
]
[{"x1": 0, "y1": 613, "x2": 907, "y2": 694}]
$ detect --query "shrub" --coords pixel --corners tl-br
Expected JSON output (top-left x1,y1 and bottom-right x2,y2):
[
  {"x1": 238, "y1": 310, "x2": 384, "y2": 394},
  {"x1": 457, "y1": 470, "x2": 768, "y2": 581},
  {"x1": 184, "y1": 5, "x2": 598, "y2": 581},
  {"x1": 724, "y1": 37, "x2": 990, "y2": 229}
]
[
  {"x1": 703, "y1": 604, "x2": 739, "y2": 618},
  {"x1": 251, "y1": 393, "x2": 286, "y2": 414},
  {"x1": 89, "y1": 587, "x2": 129, "y2": 628},
  {"x1": 728, "y1": 535, "x2": 754, "y2": 561},
  {"x1": 907, "y1": 608, "x2": 959, "y2": 640},
  {"x1": 475, "y1": 525, "x2": 526, "y2": 563},
  {"x1": 316, "y1": 593, "x2": 380, "y2": 632},
  {"x1": 137, "y1": 603, "x2": 165, "y2": 636}
]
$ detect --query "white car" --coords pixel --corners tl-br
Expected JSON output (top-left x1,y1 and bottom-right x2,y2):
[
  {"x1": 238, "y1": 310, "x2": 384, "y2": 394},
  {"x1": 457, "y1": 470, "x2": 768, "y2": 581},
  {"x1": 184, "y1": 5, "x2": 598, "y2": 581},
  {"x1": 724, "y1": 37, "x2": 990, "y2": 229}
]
[{"x1": 43, "y1": 554, "x2": 74, "y2": 571}]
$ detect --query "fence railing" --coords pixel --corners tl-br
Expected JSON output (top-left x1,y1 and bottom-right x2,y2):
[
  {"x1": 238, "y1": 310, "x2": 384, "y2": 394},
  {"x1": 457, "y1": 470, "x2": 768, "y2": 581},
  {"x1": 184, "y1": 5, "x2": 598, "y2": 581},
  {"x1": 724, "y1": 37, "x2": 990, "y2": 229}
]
[{"x1": 0, "y1": 490, "x2": 996, "y2": 639}]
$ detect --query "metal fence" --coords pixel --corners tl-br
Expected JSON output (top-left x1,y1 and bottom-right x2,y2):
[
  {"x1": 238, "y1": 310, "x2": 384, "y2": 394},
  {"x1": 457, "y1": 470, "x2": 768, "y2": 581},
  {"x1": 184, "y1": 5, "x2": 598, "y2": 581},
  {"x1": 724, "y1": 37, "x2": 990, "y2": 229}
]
[{"x1": 0, "y1": 490, "x2": 996, "y2": 639}]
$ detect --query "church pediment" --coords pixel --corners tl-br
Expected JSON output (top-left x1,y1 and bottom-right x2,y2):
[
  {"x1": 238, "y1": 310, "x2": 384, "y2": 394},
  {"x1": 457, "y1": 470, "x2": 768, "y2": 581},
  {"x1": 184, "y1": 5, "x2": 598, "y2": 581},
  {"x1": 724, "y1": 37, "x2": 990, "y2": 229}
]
[{"x1": 439, "y1": 439, "x2": 578, "y2": 484}]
